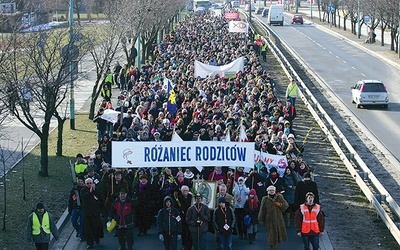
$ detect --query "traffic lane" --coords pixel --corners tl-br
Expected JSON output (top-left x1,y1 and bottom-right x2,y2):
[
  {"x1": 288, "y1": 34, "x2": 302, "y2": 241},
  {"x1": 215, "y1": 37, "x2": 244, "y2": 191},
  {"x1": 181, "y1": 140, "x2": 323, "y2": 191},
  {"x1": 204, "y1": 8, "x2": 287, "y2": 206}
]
[
  {"x1": 270, "y1": 22, "x2": 399, "y2": 108},
  {"x1": 266, "y1": 19, "x2": 400, "y2": 161},
  {"x1": 273, "y1": 23, "x2": 394, "y2": 84}
]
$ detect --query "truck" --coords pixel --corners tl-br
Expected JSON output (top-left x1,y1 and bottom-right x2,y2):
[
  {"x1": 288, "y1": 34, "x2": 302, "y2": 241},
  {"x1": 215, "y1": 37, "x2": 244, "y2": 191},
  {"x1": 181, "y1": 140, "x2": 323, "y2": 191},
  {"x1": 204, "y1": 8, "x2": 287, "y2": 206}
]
[
  {"x1": 268, "y1": 4, "x2": 284, "y2": 26},
  {"x1": 193, "y1": 0, "x2": 211, "y2": 12}
]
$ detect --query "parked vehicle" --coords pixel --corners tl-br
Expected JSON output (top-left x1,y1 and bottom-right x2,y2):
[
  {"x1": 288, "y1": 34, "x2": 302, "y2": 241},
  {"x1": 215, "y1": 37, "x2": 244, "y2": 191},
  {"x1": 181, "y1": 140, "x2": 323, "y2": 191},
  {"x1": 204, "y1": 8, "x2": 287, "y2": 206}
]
[
  {"x1": 268, "y1": 4, "x2": 283, "y2": 26},
  {"x1": 231, "y1": 0, "x2": 240, "y2": 8},
  {"x1": 291, "y1": 14, "x2": 303, "y2": 24},
  {"x1": 262, "y1": 8, "x2": 269, "y2": 17},
  {"x1": 351, "y1": 80, "x2": 389, "y2": 109},
  {"x1": 256, "y1": 7, "x2": 264, "y2": 14}
]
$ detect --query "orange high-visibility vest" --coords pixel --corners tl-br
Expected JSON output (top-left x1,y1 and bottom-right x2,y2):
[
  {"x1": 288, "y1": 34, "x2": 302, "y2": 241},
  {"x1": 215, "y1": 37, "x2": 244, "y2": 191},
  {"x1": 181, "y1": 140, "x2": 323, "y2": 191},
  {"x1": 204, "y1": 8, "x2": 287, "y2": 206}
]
[{"x1": 300, "y1": 203, "x2": 320, "y2": 234}]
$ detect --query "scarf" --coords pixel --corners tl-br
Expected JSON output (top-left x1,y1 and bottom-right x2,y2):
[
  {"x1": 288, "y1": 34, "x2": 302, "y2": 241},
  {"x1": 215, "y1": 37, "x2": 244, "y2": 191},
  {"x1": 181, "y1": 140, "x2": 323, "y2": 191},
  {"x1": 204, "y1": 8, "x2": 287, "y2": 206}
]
[
  {"x1": 139, "y1": 182, "x2": 147, "y2": 193},
  {"x1": 250, "y1": 196, "x2": 258, "y2": 209}
]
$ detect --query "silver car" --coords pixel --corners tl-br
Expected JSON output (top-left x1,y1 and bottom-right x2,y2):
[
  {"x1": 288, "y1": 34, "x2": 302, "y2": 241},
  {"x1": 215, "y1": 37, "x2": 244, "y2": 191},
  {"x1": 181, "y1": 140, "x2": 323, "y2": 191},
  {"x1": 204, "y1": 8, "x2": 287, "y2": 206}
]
[{"x1": 351, "y1": 80, "x2": 389, "y2": 109}]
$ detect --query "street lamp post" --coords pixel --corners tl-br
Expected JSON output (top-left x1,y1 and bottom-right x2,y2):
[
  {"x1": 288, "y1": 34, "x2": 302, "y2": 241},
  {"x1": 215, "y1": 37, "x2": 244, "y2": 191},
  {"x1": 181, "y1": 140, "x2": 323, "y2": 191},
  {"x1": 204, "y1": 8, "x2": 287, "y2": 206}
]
[
  {"x1": 249, "y1": 0, "x2": 252, "y2": 25},
  {"x1": 69, "y1": 0, "x2": 75, "y2": 129},
  {"x1": 357, "y1": 0, "x2": 361, "y2": 39},
  {"x1": 310, "y1": 0, "x2": 312, "y2": 19}
]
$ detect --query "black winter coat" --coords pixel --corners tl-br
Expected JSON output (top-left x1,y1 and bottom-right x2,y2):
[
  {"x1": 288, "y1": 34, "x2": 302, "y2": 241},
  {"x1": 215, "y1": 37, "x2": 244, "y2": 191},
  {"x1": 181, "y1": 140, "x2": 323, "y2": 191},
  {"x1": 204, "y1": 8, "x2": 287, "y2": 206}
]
[{"x1": 213, "y1": 206, "x2": 236, "y2": 236}]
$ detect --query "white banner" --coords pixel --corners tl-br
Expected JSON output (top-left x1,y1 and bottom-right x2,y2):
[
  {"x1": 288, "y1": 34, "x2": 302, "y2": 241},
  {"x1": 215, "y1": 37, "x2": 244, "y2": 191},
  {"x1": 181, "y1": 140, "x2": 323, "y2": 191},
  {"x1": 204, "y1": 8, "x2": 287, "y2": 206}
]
[
  {"x1": 228, "y1": 21, "x2": 249, "y2": 33},
  {"x1": 112, "y1": 141, "x2": 255, "y2": 168},
  {"x1": 194, "y1": 57, "x2": 244, "y2": 79},
  {"x1": 100, "y1": 109, "x2": 126, "y2": 124},
  {"x1": 253, "y1": 150, "x2": 288, "y2": 177}
]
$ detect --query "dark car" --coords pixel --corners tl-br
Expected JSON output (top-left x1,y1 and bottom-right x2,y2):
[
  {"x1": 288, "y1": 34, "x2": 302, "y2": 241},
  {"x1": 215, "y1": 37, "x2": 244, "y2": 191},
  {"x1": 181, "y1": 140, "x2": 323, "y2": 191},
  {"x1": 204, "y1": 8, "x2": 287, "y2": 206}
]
[
  {"x1": 291, "y1": 14, "x2": 303, "y2": 24},
  {"x1": 256, "y1": 7, "x2": 264, "y2": 14},
  {"x1": 262, "y1": 8, "x2": 269, "y2": 17}
]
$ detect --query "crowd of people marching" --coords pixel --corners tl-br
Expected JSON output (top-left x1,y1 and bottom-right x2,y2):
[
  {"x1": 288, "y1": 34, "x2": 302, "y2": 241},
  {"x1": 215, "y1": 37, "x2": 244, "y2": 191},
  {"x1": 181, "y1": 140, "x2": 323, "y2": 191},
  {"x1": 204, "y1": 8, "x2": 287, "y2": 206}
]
[{"x1": 67, "y1": 9, "x2": 325, "y2": 250}]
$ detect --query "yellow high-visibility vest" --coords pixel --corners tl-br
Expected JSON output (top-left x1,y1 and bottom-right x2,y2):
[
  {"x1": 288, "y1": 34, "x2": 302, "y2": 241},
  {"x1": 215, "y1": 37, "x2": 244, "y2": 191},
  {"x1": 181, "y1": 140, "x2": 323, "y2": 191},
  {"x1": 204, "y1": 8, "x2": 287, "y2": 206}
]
[{"x1": 32, "y1": 212, "x2": 51, "y2": 235}]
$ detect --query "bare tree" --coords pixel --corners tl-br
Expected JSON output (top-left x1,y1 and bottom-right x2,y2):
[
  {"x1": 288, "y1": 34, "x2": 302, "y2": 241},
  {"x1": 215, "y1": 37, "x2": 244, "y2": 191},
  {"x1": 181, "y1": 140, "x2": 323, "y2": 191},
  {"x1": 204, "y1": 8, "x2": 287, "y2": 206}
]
[
  {"x1": 0, "y1": 28, "x2": 87, "y2": 176},
  {"x1": 86, "y1": 0, "x2": 131, "y2": 119},
  {"x1": 140, "y1": 0, "x2": 186, "y2": 63},
  {"x1": 118, "y1": 0, "x2": 185, "y2": 66}
]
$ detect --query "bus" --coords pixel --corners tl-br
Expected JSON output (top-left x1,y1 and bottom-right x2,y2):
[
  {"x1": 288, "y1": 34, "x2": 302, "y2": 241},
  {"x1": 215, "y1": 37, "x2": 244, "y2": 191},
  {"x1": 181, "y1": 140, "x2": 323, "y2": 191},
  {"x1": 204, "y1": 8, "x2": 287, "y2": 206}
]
[{"x1": 193, "y1": 0, "x2": 211, "y2": 11}]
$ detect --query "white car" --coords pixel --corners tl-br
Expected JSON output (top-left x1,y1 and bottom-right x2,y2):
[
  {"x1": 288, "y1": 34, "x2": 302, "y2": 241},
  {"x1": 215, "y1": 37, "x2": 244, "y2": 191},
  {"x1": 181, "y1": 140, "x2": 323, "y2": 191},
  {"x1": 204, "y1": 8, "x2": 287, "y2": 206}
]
[
  {"x1": 244, "y1": 4, "x2": 255, "y2": 12},
  {"x1": 351, "y1": 80, "x2": 389, "y2": 109}
]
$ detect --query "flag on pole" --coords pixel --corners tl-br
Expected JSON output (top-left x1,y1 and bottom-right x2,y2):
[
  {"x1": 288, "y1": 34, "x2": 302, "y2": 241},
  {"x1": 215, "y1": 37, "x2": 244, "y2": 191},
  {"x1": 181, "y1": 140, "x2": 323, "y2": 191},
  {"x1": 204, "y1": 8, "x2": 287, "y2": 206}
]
[
  {"x1": 239, "y1": 121, "x2": 249, "y2": 142},
  {"x1": 164, "y1": 78, "x2": 177, "y2": 116},
  {"x1": 224, "y1": 129, "x2": 231, "y2": 142},
  {"x1": 171, "y1": 128, "x2": 183, "y2": 142}
]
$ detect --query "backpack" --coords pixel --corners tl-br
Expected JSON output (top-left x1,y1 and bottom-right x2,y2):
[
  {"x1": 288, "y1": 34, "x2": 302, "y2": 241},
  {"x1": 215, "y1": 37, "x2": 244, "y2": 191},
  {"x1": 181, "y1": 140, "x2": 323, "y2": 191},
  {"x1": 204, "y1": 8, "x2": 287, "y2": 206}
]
[{"x1": 244, "y1": 215, "x2": 252, "y2": 226}]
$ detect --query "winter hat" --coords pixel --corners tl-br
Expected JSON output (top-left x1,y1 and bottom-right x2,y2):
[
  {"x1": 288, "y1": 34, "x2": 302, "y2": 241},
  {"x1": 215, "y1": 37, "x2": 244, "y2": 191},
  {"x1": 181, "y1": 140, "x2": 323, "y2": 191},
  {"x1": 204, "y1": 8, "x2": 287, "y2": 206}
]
[
  {"x1": 303, "y1": 172, "x2": 311, "y2": 179},
  {"x1": 36, "y1": 203, "x2": 45, "y2": 210},
  {"x1": 184, "y1": 169, "x2": 194, "y2": 179},
  {"x1": 218, "y1": 196, "x2": 226, "y2": 204},
  {"x1": 249, "y1": 189, "x2": 256, "y2": 196},
  {"x1": 269, "y1": 167, "x2": 277, "y2": 173},
  {"x1": 238, "y1": 176, "x2": 245, "y2": 182},
  {"x1": 176, "y1": 171, "x2": 184, "y2": 178},
  {"x1": 305, "y1": 192, "x2": 315, "y2": 198},
  {"x1": 266, "y1": 185, "x2": 276, "y2": 192}
]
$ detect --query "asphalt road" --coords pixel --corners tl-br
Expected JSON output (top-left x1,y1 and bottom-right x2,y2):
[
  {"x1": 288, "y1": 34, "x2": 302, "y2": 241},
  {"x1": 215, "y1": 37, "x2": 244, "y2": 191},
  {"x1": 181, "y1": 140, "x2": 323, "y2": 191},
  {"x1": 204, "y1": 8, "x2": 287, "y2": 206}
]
[
  {"x1": 262, "y1": 5, "x2": 400, "y2": 163},
  {"x1": 57, "y1": 216, "x2": 307, "y2": 250}
]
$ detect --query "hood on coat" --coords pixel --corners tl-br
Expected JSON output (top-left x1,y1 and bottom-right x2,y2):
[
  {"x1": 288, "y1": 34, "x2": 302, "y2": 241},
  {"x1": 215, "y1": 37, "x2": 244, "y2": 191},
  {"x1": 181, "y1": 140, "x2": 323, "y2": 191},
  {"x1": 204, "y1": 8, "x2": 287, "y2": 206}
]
[{"x1": 164, "y1": 196, "x2": 174, "y2": 208}]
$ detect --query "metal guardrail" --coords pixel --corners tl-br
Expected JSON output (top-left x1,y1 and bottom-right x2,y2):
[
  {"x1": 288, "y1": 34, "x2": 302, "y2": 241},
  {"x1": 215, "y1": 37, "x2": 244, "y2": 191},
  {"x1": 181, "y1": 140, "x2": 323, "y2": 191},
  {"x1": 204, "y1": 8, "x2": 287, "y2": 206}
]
[{"x1": 245, "y1": 11, "x2": 400, "y2": 245}]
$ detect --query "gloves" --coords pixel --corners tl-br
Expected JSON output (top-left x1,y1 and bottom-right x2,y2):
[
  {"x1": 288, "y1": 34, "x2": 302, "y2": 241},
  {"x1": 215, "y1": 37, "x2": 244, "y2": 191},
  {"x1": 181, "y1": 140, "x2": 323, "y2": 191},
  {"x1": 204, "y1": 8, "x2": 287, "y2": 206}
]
[
  {"x1": 177, "y1": 235, "x2": 182, "y2": 241},
  {"x1": 159, "y1": 234, "x2": 164, "y2": 241},
  {"x1": 274, "y1": 202, "x2": 281, "y2": 207}
]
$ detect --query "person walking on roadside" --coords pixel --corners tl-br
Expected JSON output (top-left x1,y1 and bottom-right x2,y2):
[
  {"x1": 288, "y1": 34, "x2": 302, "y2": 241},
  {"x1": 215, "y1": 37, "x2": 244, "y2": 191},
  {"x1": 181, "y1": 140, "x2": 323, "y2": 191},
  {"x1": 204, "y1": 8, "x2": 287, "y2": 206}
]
[
  {"x1": 157, "y1": 196, "x2": 182, "y2": 250},
  {"x1": 176, "y1": 185, "x2": 193, "y2": 250},
  {"x1": 285, "y1": 78, "x2": 300, "y2": 107},
  {"x1": 26, "y1": 202, "x2": 59, "y2": 250},
  {"x1": 243, "y1": 189, "x2": 259, "y2": 245},
  {"x1": 68, "y1": 176, "x2": 85, "y2": 242},
  {"x1": 295, "y1": 192, "x2": 325, "y2": 250},
  {"x1": 261, "y1": 40, "x2": 268, "y2": 62},
  {"x1": 108, "y1": 188, "x2": 138, "y2": 250},
  {"x1": 186, "y1": 193, "x2": 210, "y2": 250},
  {"x1": 81, "y1": 178, "x2": 104, "y2": 249},
  {"x1": 258, "y1": 185, "x2": 288, "y2": 250},
  {"x1": 294, "y1": 172, "x2": 319, "y2": 211},
  {"x1": 232, "y1": 176, "x2": 250, "y2": 240},
  {"x1": 213, "y1": 196, "x2": 236, "y2": 250},
  {"x1": 283, "y1": 166, "x2": 297, "y2": 228}
]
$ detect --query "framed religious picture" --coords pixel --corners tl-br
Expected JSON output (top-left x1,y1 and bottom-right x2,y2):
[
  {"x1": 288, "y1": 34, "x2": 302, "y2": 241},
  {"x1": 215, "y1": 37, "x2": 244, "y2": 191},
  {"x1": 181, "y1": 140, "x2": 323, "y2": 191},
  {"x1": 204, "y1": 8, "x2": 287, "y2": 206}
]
[{"x1": 192, "y1": 180, "x2": 217, "y2": 210}]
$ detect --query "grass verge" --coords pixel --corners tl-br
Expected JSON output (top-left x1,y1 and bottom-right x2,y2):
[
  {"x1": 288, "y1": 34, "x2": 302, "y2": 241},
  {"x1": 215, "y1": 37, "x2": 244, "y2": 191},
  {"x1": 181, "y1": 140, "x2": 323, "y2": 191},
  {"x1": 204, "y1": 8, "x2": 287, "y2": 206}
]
[{"x1": 0, "y1": 112, "x2": 97, "y2": 250}]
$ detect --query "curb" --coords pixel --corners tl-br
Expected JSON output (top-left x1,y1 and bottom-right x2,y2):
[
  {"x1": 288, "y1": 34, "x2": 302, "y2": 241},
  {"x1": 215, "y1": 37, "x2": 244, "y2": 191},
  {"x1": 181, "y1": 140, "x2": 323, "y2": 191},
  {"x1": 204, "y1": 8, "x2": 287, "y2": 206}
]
[{"x1": 50, "y1": 208, "x2": 71, "y2": 249}]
